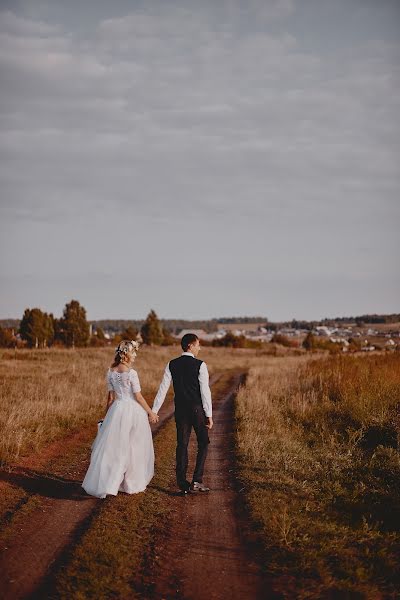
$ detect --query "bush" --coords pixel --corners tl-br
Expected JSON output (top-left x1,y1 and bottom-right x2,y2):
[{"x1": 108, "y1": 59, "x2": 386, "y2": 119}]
[
  {"x1": 212, "y1": 332, "x2": 263, "y2": 349},
  {"x1": 161, "y1": 328, "x2": 175, "y2": 346},
  {"x1": 89, "y1": 335, "x2": 107, "y2": 347},
  {"x1": 212, "y1": 332, "x2": 246, "y2": 348},
  {"x1": 271, "y1": 333, "x2": 299, "y2": 348},
  {"x1": 0, "y1": 326, "x2": 15, "y2": 348},
  {"x1": 303, "y1": 332, "x2": 343, "y2": 354}
]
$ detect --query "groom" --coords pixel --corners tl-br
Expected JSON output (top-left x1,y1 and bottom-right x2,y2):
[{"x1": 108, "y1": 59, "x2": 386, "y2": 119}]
[{"x1": 152, "y1": 333, "x2": 213, "y2": 494}]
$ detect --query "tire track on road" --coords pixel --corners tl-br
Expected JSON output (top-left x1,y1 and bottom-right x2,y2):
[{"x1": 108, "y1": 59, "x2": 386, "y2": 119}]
[
  {"x1": 139, "y1": 374, "x2": 268, "y2": 600},
  {"x1": 0, "y1": 375, "x2": 221, "y2": 600}
]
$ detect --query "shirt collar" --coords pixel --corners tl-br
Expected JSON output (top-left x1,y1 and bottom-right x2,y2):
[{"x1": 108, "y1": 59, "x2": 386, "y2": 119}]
[{"x1": 182, "y1": 352, "x2": 195, "y2": 358}]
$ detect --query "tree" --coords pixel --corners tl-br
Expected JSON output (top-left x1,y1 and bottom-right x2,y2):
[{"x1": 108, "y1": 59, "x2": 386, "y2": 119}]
[
  {"x1": 271, "y1": 333, "x2": 298, "y2": 348},
  {"x1": 89, "y1": 325, "x2": 107, "y2": 347},
  {"x1": 95, "y1": 326, "x2": 106, "y2": 341},
  {"x1": 121, "y1": 325, "x2": 138, "y2": 340},
  {"x1": 161, "y1": 327, "x2": 175, "y2": 346},
  {"x1": 141, "y1": 309, "x2": 164, "y2": 345},
  {"x1": 302, "y1": 332, "x2": 315, "y2": 351},
  {"x1": 19, "y1": 308, "x2": 54, "y2": 348},
  {"x1": 58, "y1": 300, "x2": 90, "y2": 347},
  {"x1": 113, "y1": 325, "x2": 140, "y2": 346},
  {"x1": 0, "y1": 326, "x2": 15, "y2": 348}
]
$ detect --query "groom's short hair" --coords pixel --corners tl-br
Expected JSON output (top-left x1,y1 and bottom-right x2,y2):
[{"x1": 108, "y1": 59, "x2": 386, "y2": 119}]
[{"x1": 181, "y1": 333, "x2": 199, "y2": 352}]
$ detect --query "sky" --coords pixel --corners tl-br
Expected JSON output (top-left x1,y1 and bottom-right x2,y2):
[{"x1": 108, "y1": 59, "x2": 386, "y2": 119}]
[{"x1": 0, "y1": 0, "x2": 399, "y2": 321}]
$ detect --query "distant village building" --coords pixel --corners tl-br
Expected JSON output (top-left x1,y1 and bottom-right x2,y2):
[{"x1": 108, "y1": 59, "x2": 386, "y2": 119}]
[
  {"x1": 167, "y1": 321, "x2": 398, "y2": 350},
  {"x1": 329, "y1": 337, "x2": 349, "y2": 345},
  {"x1": 232, "y1": 329, "x2": 245, "y2": 337},
  {"x1": 314, "y1": 326, "x2": 331, "y2": 336},
  {"x1": 216, "y1": 322, "x2": 265, "y2": 332},
  {"x1": 278, "y1": 327, "x2": 301, "y2": 337}
]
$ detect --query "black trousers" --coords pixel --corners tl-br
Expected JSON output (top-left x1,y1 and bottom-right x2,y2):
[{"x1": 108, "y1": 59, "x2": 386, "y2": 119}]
[{"x1": 175, "y1": 406, "x2": 210, "y2": 490}]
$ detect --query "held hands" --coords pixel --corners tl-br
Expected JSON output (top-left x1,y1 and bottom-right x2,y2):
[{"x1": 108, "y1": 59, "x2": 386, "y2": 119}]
[
  {"x1": 148, "y1": 411, "x2": 159, "y2": 424},
  {"x1": 206, "y1": 417, "x2": 213, "y2": 430}
]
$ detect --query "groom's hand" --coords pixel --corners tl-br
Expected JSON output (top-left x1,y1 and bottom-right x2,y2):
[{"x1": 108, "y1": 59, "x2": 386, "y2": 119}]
[
  {"x1": 206, "y1": 417, "x2": 213, "y2": 430},
  {"x1": 148, "y1": 411, "x2": 159, "y2": 424}
]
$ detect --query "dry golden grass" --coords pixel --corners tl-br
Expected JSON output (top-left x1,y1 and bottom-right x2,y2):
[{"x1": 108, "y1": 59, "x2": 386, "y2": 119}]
[
  {"x1": 236, "y1": 352, "x2": 400, "y2": 598},
  {"x1": 0, "y1": 346, "x2": 177, "y2": 465},
  {"x1": 0, "y1": 344, "x2": 278, "y2": 465}
]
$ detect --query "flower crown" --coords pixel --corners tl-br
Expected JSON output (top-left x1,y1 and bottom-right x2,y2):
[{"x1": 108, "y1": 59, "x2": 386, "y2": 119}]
[{"x1": 115, "y1": 340, "x2": 140, "y2": 356}]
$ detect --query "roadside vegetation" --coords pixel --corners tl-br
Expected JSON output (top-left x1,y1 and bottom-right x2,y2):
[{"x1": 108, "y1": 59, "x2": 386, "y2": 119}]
[
  {"x1": 0, "y1": 346, "x2": 177, "y2": 465},
  {"x1": 235, "y1": 353, "x2": 400, "y2": 598}
]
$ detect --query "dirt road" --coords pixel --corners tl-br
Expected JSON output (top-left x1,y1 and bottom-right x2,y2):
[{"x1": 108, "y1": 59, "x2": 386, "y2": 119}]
[
  {"x1": 0, "y1": 373, "x2": 269, "y2": 599},
  {"x1": 138, "y1": 374, "x2": 267, "y2": 600},
  {"x1": 0, "y1": 386, "x2": 183, "y2": 600}
]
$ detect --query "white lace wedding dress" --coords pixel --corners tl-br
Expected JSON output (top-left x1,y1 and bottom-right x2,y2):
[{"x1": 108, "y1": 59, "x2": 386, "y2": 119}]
[{"x1": 82, "y1": 368, "x2": 155, "y2": 498}]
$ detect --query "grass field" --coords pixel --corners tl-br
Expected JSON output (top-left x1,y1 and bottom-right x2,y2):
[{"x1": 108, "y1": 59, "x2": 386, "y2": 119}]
[
  {"x1": 235, "y1": 352, "x2": 400, "y2": 598},
  {"x1": 0, "y1": 346, "x2": 179, "y2": 465},
  {"x1": 0, "y1": 345, "x2": 279, "y2": 465},
  {"x1": 1, "y1": 345, "x2": 398, "y2": 597}
]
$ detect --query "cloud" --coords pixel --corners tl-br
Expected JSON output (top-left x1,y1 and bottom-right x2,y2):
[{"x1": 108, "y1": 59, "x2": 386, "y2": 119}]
[
  {"x1": 0, "y1": 2, "x2": 399, "y2": 318},
  {"x1": 0, "y1": 9, "x2": 59, "y2": 36}
]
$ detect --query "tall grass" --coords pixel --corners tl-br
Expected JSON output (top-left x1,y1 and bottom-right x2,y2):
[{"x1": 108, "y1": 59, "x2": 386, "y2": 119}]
[
  {"x1": 0, "y1": 346, "x2": 178, "y2": 465},
  {"x1": 0, "y1": 345, "x2": 277, "y2": 465},
  {"x1": 236, "y1": 353, "x2": 400, "y2": 598}
]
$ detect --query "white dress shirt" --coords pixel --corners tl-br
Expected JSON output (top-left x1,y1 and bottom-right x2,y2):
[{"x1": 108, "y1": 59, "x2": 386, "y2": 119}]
[{"x1": 153, "y1": 352, "x2": 212, "y2": 417}]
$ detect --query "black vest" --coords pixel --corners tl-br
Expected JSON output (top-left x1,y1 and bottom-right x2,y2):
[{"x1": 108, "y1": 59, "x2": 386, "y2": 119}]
[{"x1": 169, "y1": 355, "x2": 203, "y2": 416}]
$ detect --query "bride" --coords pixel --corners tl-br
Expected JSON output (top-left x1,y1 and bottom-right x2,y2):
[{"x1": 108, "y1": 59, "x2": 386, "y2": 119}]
[{"x1": 82, "y1": 340, "x2": 159, "y2": 498}]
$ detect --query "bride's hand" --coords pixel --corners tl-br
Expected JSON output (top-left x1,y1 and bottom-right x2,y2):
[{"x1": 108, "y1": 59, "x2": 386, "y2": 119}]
[{"x1": 148, "y1": 411, "x2": 159, "y2": 424}]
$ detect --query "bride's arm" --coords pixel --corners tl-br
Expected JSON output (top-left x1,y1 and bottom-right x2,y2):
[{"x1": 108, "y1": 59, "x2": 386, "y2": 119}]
[
  {"x1": 105, "y1": 370, "x2": 115, "y2": 414},
  {"x1": 105, "y1": 391, "x2": 115, "y2": 413},
  {"x1": 134, "y1": 392, "x2": 159, "y2": 424}
]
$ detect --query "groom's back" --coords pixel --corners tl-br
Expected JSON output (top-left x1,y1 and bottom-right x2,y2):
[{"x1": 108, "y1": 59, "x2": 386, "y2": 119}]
[{"x1": 169, "y1": 355, "x2": 203, "y2": 416}]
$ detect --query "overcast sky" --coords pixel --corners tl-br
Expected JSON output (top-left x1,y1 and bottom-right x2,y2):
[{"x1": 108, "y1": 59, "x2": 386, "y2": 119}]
[{"x1": 0, "y1": 0, "x2": 399, "y2": 321}]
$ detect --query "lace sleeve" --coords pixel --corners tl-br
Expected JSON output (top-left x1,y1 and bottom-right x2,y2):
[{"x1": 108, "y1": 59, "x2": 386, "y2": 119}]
[
  {"x1": 106, "y1": 369, "x2": 114, "y2": 392},
  {"x1": 129, "y1": 369, "x2": 141, "y2": 394}
]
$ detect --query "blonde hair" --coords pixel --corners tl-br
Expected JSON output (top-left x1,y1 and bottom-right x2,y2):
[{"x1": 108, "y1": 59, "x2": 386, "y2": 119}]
[{"x1": 111, "y1": 340, "x2": 140, "y2": 368}]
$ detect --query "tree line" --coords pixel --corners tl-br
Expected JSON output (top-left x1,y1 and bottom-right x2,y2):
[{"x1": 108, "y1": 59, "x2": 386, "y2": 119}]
[
  {"x1": 90, "y1": 318, "x2": 220, "y2": 335},
  {"x1": 0, "y1": 302, "x2": 174, "y2": 348},
  {"x1": 2, "y1": 312, "x2": 399, "y2": 340},
  {"x1": 1, "y1": 306, "x2": 399, "y2": 350}
]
